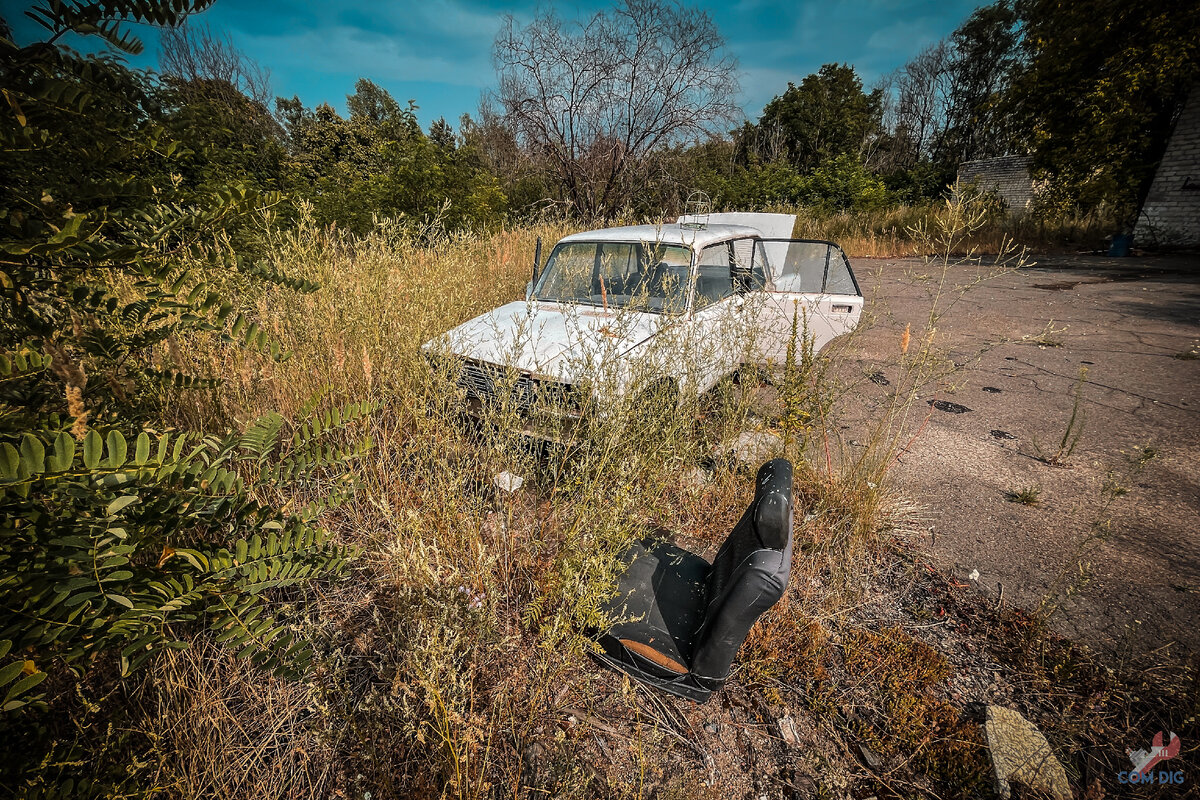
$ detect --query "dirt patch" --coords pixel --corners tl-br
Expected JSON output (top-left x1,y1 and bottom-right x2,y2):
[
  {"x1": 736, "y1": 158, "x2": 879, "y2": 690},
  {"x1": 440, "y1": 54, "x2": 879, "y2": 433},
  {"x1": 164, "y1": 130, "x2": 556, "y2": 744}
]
[{"x1": 840, "y1": 253, "x2": 1200, "y2": 662}]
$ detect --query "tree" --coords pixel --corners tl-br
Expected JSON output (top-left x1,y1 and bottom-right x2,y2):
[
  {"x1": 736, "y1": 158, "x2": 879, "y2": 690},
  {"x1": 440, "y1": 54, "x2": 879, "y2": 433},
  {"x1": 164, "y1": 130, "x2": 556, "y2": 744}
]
[
  {"x1": 460, "y1": 104, "x2": 555, "y2": 217},
  {"x1": 0, "y1": 0, "x2": 361, "y2": 760},
  {"x1": 757, "y1": 64, "x2": 884, "y2": 172},
  {"x1": 278, "y1": 83, "x2": 504, "y2": 232},
  {"x1": 882, "y1": 5, "x2": 1021, "y2": 171},
  {"x1": 429, "y1": 117, "x2": 455, "y2": 150},
  {"x1": 158, "y1": 20, "x2": 285, "y2": 196},
  {"x1": 938, "y1": 1, "x2": 1020, "y2": 164},
  {"x1": 884, "y1": 43, "x2": 953, "y2": 170},
  {"x1": 1007, "y1": 0, "x2": 1200, "y2": 220},
  {"x1": 161, "y1": 20, "x2": 271, "y2": 107},
  {"x1": 493, "y1": 0, "x2": 740, "y2": 219},
  {"x1": 347, "y1": 76, "x2": 416, "y2": 142}
]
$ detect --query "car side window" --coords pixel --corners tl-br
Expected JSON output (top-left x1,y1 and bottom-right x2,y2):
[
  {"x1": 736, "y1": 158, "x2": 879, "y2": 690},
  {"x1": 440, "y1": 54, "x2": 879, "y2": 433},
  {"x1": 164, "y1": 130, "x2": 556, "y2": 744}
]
[
  {"x1": 769, "y1": 242, "x2": 832, "y2": 292},
  {"x1": 731, "y1": 239, "x2": 765, "y2": 293},
  {"x1": 823, "y1": 249, "x2": 857, "y2": 295},
  {"x1": 695, "y1": 245, "x2": 735, "y2": 308}
]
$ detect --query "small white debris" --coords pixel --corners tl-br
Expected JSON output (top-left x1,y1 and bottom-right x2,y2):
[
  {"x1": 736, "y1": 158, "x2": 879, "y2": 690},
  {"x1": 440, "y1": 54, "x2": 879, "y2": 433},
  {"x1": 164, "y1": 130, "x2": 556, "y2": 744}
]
[
  {"x1": 493, "y1": 471, "x2": 524, "y2": 493},
  {"x1": 682, "y1": 466, "x2": 710, "y2": 490},
  {"x1": 777, "y1": 715, "x2": 800, "y2": 746},
  {"x1": 457, "y1": 585, "x2": 485, "y2": 609},
  {"x1": 985, "y1": 705, "x2": 1071, "y2": 800},
  {"x1": 969, "y1": 568, "x2": 981, "y2": 582}
]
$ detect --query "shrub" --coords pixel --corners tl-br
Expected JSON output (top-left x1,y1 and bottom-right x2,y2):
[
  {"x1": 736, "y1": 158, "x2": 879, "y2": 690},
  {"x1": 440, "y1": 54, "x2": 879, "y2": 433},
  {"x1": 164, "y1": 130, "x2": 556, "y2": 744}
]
[
  {"x1": 0, "y1": 5, "x2": 362, "y2": 788},
  {"x1": 799, "y1": 154, "x2": 893, "y2": 213}
]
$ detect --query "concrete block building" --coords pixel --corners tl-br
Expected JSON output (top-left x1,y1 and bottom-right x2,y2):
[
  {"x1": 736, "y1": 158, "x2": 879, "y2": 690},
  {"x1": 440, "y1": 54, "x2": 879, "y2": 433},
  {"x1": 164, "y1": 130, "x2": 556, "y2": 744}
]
[
  {"x1": 956, "y1": 155, "x2": 1035, "y2": 212},
  {"x1": 1135, "y1": 86, "x2": 1200, "y2": 248}
]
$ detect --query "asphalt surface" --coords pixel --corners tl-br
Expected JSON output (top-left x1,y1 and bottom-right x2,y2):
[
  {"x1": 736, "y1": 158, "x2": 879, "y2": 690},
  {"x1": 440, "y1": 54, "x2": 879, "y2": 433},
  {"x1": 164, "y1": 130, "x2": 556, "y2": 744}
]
[{"x1": 837, "y1": 252, "x2": 1200, "y2": 662}]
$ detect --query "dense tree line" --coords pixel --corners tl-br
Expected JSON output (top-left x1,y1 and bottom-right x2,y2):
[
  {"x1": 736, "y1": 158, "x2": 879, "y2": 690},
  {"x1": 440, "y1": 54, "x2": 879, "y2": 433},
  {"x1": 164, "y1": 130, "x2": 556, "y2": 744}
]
[
  {"x1": 25, "y1": 0, "x2": 1187, "y2": 232},
  {"x1": 698, "y1": 0, "x2": 1197, "y2": 223},
  {"x1": 486, "y1": 0, "x2": 1195, "y2": 224}
]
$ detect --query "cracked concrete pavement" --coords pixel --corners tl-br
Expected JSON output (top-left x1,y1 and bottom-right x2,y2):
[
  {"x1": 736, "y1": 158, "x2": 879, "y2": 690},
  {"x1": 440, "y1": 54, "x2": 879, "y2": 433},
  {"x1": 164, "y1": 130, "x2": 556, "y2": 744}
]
[{"x1": 835, "y1": 252, "x2": 1200, "y2": 662}]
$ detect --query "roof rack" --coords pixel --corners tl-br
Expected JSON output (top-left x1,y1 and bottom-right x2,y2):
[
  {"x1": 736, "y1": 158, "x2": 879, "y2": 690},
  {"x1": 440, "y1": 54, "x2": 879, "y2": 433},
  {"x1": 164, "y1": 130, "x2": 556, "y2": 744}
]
[{"x1": 679, "y1": 191, "x2": 712, "y2": 230}]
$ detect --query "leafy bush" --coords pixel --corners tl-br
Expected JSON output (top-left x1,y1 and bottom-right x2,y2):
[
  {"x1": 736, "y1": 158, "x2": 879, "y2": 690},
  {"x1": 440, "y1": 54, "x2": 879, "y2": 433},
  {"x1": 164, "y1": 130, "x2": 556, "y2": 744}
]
[
  {"x1": 697, "y1": 154, "x2": 891, "y2": 213},
  {"x1": 882, "y1": 162, "x2": 957, "y2": 205},
  {"x1": 0, "y1": 0, "x2": 362, "y2": 736},
  {"x1": 798, "y1": 154, "x2": 892, "y2": 212},
  {"x1": 0, "y1": 408, "x2": 364, "y2": 678},
  {"x1": 278, "y1": 83, "x2": 507, "y2": 234},
  {"x1": 698, "y1": 160, "x2": 808, "y2": 208}
]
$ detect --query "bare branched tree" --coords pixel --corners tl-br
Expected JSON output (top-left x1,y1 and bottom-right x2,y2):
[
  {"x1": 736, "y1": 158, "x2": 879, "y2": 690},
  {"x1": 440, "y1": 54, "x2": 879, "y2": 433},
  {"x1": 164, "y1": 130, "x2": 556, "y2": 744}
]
[
  {"x1": 493, "y1": 0, "x2": 740, "y2": 219},
  {"x1": 888, "y1": 41, "x2": 954, "y2": 169},
  {"x1": 160, "y1": 21, "x2": 271, "y2": 108},
  {"x1": 159, "y1": 21, "x2": 283, "y2": 152}
]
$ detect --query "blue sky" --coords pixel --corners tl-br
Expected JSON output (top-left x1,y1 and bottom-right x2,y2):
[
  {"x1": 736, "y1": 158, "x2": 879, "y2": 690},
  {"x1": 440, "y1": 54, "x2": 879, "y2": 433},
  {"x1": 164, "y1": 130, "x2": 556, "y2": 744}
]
[{"x1": 6, "y1": 0, "x2": 984, "y2": 128}]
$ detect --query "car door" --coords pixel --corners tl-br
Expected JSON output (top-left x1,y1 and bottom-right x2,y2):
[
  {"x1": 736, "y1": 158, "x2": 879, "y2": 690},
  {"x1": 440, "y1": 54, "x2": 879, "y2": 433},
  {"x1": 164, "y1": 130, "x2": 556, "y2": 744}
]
[
  {"x1": 750, "y1": 239, "x2": 863, "y2": 366},
  {"x1": 685, "y1": 240, "x2": 758, "y2": 393}
]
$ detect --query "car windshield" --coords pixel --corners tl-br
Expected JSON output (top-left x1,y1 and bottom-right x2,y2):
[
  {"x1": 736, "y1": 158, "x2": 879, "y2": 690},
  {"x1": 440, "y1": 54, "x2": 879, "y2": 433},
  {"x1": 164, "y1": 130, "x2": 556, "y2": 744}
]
[{"x1": 533, "y1": 241, "x2": 692, "y2": 313}]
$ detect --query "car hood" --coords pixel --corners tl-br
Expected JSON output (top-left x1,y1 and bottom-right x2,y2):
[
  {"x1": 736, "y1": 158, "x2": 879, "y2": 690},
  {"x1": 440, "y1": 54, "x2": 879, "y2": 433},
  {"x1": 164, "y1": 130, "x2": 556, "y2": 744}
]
[{"x1": 426, "y1": 300, "x2": 667, "y2": 381}]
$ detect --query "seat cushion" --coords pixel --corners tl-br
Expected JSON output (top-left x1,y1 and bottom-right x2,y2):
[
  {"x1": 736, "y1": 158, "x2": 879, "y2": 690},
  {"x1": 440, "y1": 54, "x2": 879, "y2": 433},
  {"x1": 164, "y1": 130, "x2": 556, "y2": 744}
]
[{"x1": 601, "y1": 538, "x2": 710, "y2": 672}]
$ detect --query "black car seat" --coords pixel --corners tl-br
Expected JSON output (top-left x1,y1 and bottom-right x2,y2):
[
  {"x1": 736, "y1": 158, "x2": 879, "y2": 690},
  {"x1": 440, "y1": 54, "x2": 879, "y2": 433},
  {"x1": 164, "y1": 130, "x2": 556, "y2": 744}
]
[{"x1": 591, "y1": 459, "x2": 794, "y2": 702}]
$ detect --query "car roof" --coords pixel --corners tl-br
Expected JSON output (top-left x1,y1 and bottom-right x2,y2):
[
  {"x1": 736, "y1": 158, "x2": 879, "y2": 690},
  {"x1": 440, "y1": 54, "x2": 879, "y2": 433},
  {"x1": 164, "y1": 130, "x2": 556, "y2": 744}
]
[{"x1": 556, "y1": 223, "x2": 763, "y2": 251}]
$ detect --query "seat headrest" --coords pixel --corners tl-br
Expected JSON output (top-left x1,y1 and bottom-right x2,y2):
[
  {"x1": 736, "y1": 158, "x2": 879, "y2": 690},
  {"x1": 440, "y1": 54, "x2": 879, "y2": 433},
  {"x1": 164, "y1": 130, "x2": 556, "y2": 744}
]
[{"x1": 752, "y1": 459, "x2": 793, "y2": 550}]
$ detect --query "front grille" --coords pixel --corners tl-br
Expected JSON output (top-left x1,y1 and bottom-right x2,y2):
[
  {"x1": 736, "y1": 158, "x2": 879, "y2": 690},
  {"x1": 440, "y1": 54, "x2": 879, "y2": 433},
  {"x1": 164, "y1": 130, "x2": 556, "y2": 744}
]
[
  {"x1": 459, "y1": 360, "x2": 501, "y2": 401},
  {"x1": 456, "y1": 359, "x2": 549, "y2": 415}
]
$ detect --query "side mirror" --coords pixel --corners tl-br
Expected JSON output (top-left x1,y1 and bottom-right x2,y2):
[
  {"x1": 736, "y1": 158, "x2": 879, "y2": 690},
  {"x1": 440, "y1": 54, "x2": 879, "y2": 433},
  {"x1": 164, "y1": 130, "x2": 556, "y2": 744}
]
[{"x1": 525, "y1": 280, "x2": 534, "y2": 300}]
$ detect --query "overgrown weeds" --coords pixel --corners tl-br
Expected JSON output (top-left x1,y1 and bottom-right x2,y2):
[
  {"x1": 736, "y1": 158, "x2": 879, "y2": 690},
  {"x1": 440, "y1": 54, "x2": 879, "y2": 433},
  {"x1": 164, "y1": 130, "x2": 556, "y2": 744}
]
[
  {"x1": 1033, "y1": 365, "x2": 1089, "y2": 466},
  {"x1": 1033, "y1": 444, "x2": 1160, "y2": 637},
  {"x1": 141, "y1": 208, "x2": 781, "y2": 796},
  {"x1": 17, "y1": 196, "x2": 1179, "y2": 798},
  {"x1": 785, "y1": 201, "x2": 1112, "y2": 258}
]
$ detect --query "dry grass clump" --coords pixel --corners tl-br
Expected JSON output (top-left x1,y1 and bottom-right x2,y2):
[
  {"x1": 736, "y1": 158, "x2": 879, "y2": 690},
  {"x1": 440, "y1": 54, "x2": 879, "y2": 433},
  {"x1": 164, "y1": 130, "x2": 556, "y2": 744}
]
[
  {"x1": 781, "y1": 200, "x2": 1112, "y2": 258},
  {"x1": 139, "y1": 642, "x2": 336, "y2": 797},
  {"x1": 840, "y1": 627, "x2": 989, "y2": 791}
]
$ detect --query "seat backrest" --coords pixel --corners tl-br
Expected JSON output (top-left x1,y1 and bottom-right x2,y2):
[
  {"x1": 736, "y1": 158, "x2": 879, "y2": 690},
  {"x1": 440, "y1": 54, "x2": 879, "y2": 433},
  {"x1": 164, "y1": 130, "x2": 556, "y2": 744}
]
[
  {"x1": 688, "y1": 459, "x2": 793, "y2": 685},
  {"x1": 642, "y1": 261, "x2": 688, "y2": 297}
]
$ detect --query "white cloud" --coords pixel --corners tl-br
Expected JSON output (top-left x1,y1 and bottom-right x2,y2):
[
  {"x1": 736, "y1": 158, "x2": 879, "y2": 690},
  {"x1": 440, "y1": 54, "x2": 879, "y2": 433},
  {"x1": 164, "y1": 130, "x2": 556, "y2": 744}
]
[
  {"x1": 237, "y1": 24, "x2": 494, "y2": 89},
  {"x1": 864, "y1": 18, "x2": 940, "y2": 52}
]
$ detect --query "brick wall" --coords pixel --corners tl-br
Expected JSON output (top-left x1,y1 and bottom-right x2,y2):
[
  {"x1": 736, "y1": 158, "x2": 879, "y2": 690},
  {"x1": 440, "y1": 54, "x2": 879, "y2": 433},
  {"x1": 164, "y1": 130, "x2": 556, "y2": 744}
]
[
  {"x1": 956, "y1": 155, "x2": 1035, "y2": 211},
  {"x1": 1135, "y1": 86, "x2": 1200, "y2": 248}
]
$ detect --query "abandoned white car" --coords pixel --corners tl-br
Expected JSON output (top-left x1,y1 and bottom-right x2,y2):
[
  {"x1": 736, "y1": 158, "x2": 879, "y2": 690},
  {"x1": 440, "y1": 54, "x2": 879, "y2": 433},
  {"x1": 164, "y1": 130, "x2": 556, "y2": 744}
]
[{"x1": 423, "y1": 212, "x2": 862, "y2": 435}]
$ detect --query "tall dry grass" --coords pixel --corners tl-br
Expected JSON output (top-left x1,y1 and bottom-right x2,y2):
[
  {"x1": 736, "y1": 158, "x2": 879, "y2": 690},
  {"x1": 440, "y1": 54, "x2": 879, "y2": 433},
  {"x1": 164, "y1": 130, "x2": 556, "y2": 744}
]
[
  {"x1": 148, "y1": 209, "x2": 772, "y2": 797},
  {"x1": 135, "y1": 196, "x2": 1035, "y2": 797},
  {"x1": 780, "y1": 201, "x2": 1112, "y2": 258}
]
